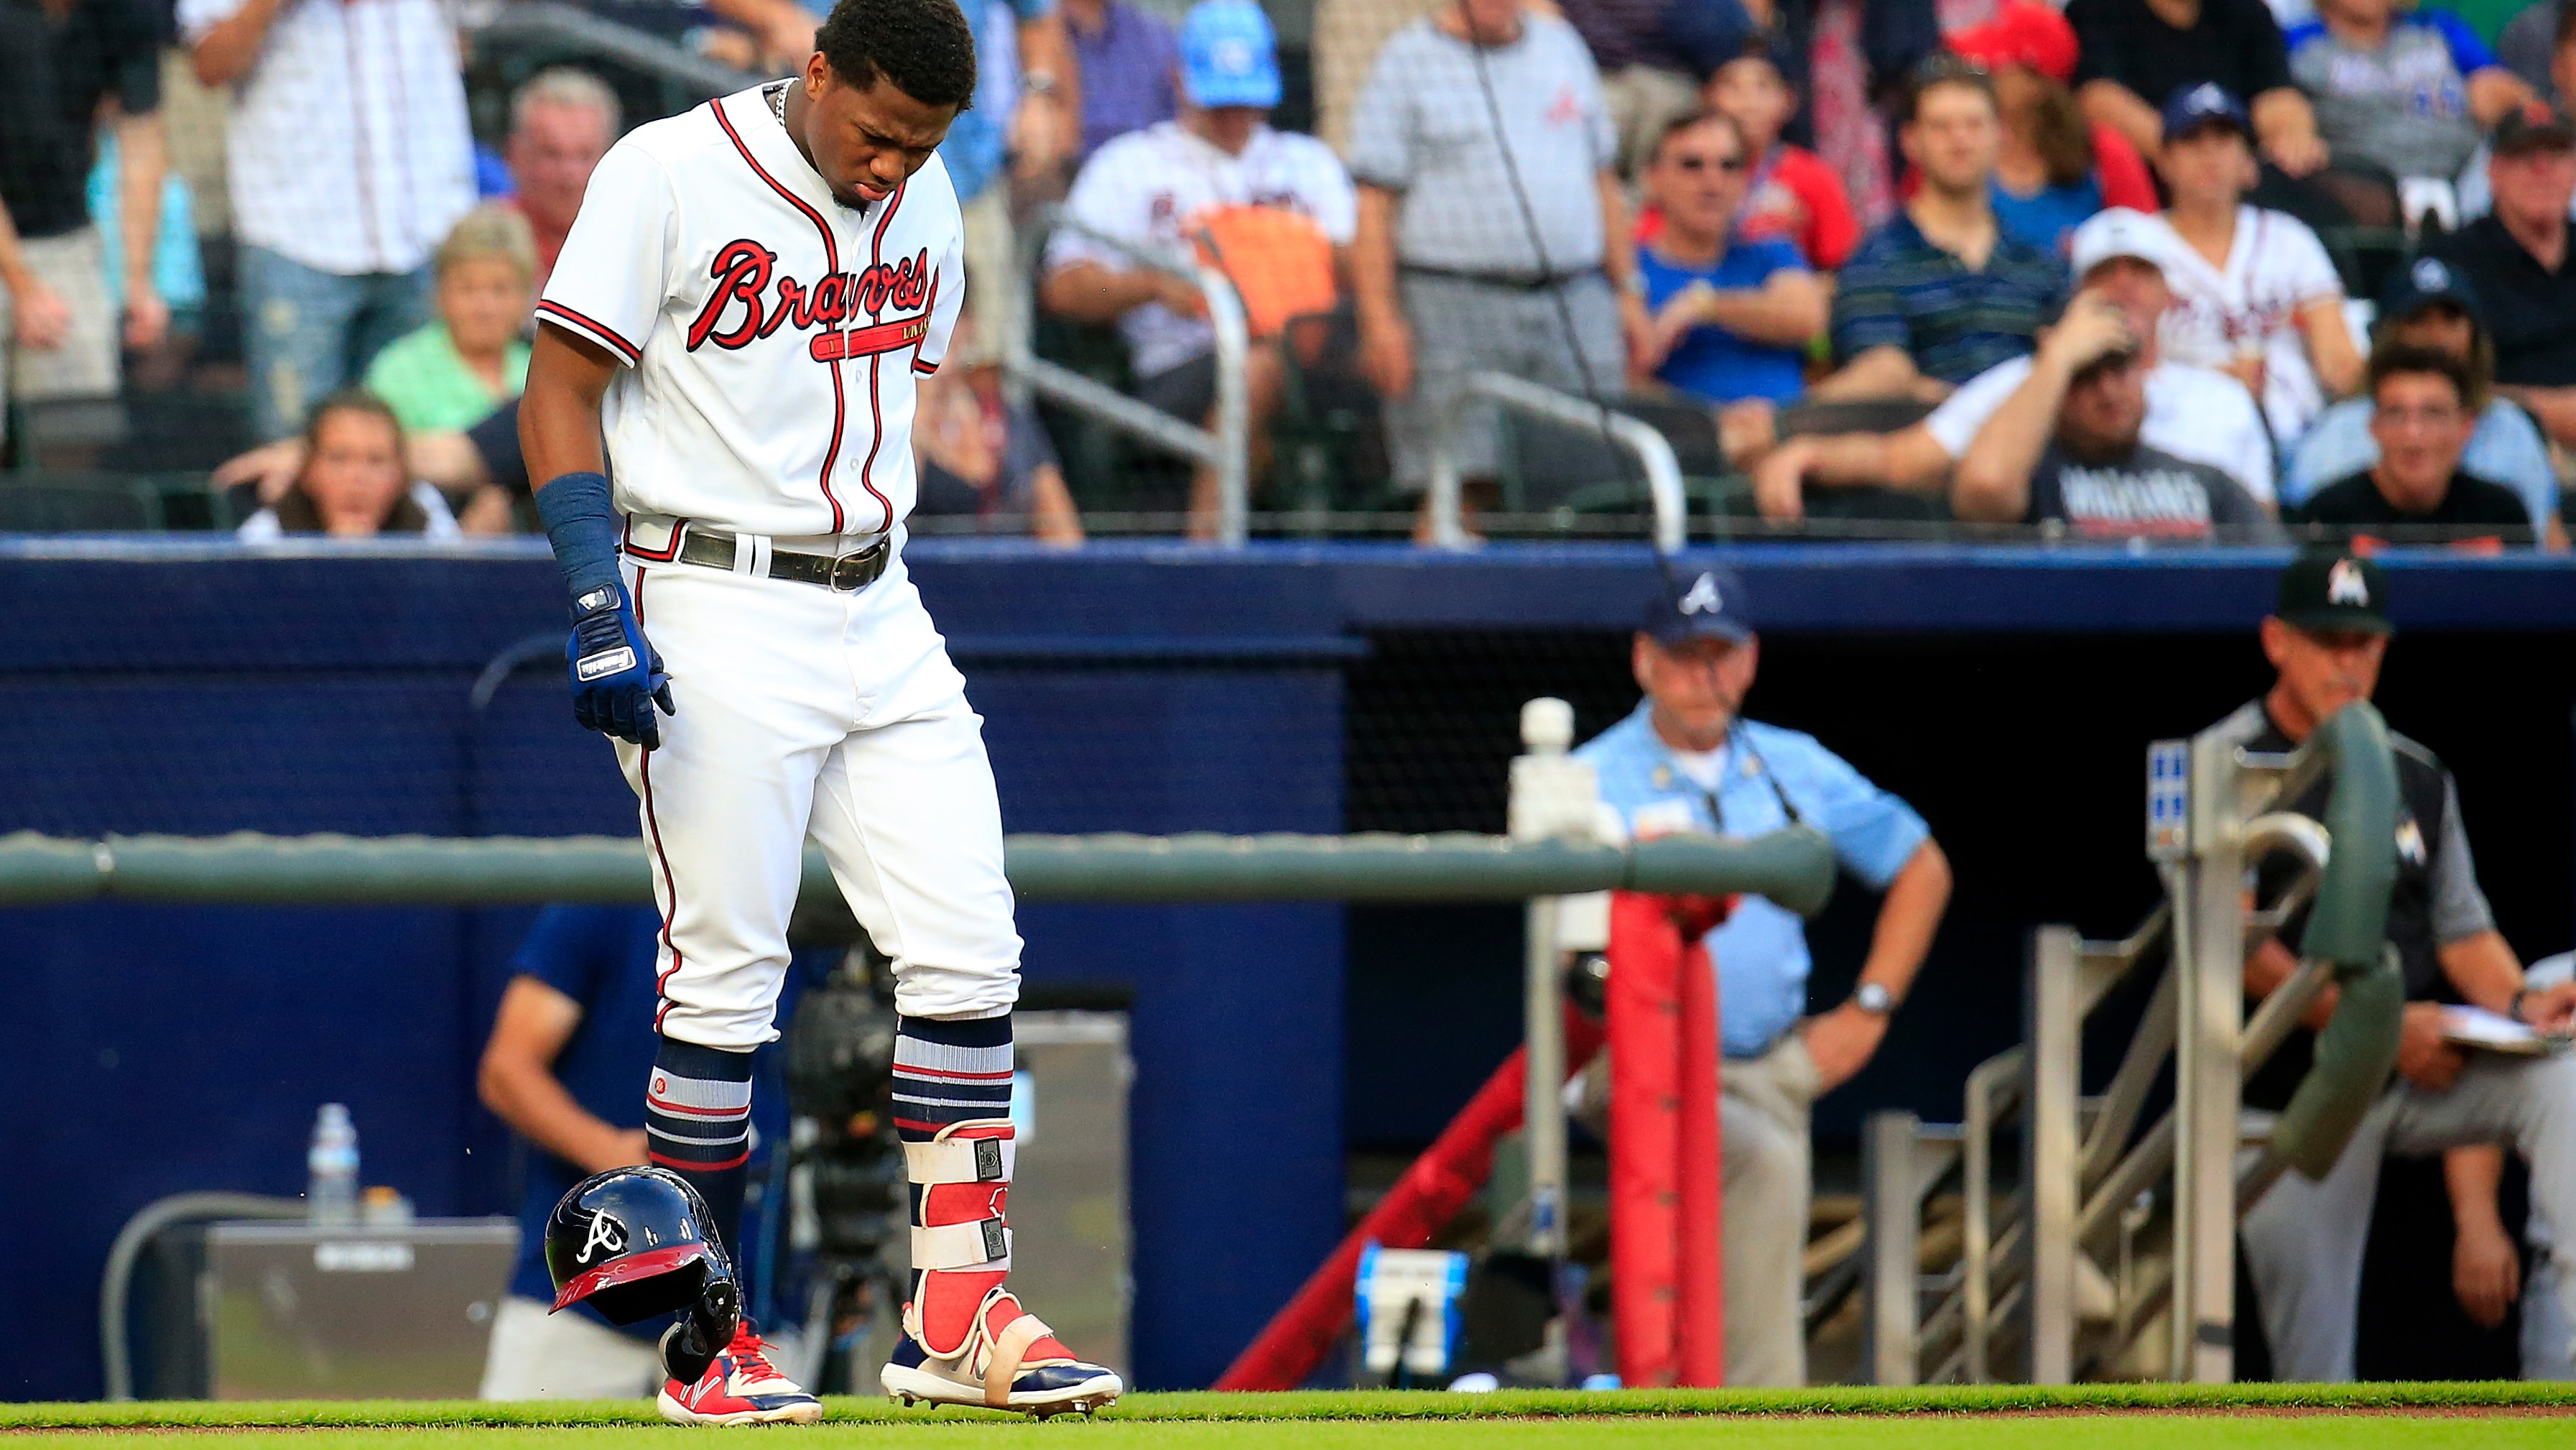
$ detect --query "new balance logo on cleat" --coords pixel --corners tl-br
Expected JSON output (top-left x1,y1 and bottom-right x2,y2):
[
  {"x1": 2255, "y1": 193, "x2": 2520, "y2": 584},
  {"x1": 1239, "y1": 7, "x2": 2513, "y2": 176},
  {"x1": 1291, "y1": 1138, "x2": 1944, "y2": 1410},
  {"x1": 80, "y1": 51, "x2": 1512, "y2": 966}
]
[{"x1": 657, "y1": 1319, "x2": 823, "y2": 1426}]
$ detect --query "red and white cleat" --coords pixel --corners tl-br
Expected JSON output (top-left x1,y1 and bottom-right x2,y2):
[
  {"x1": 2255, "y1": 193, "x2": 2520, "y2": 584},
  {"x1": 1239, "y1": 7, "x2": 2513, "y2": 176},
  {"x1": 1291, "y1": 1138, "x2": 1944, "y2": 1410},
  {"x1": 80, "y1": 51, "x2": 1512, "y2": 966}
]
[{"x1": 656, "y1": 1318, "x2": 824, "y2": 1426}]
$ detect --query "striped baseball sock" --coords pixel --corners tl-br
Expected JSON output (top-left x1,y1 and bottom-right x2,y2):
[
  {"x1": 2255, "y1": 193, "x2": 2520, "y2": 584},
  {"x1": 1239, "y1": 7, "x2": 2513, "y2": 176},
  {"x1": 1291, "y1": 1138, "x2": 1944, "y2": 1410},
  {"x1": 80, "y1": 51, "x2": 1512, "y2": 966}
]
[
  {"x1": 646, "y1": 1036, "x2": 755, "y2": 1258},
  {"x1": 893, "y1": 1014, "x2": 1016, "y2": 1358}
]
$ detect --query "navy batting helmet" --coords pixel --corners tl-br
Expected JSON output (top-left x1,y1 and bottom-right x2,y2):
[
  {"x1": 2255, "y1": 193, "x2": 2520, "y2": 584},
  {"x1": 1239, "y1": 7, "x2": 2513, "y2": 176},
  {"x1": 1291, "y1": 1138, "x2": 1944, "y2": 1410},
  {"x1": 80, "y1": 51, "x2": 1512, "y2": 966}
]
[{"x1": 546, "y1": 1166, "x2": 733, "y2": 1326}]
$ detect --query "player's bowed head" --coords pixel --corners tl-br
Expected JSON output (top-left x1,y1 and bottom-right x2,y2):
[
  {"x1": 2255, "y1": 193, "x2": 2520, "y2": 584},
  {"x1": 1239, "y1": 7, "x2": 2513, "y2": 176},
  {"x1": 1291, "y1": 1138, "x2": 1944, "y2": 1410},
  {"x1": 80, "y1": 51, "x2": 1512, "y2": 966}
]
[{"x1": 789, "y1": 0, "x2": 982, "y2": 209}]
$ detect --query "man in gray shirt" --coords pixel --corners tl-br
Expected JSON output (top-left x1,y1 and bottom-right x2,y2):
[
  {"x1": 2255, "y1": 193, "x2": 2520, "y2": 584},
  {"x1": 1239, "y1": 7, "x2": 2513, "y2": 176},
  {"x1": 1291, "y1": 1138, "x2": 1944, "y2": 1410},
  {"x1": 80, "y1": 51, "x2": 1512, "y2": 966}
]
[
  {"x1": 2285, "y1": 0, "x2": 2533, "y2": 186},
  {"x1": 1347, "y1": 0, "x2": 1649, "y2": 542},
  {"x1": 2227, "y1": 551, "x2": 2576, "y2": 1380}
]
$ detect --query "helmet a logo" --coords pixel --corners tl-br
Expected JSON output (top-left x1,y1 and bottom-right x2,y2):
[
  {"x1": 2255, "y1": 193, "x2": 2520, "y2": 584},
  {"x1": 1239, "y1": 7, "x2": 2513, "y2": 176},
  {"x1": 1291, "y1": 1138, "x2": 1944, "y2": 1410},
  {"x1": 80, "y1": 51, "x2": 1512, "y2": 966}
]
[
  {"x1": 1678, "y1": 573, "x2": 1722, "y2": 615},
  {"x1": 2327, "y1": 559, "x2": 2371, "y2": 606},
  {"x1": 578, "y1": 1210, "x2": 628, "y2": 1265}
]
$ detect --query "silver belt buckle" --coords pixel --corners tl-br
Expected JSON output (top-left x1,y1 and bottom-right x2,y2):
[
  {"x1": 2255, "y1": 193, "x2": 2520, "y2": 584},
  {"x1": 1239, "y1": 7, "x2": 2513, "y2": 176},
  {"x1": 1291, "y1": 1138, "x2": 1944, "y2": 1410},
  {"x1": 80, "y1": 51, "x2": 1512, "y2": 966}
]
[{"x1": 828, "y1": 545, "x2": 879, "y2": 592}]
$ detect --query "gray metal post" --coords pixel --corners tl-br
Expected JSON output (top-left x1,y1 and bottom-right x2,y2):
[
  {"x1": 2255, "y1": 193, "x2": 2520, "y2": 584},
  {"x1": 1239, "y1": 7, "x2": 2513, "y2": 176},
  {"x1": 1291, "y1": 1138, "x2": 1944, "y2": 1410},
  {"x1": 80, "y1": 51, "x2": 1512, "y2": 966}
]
[
  {"x1": 1862, "y1": 1109, "x2": 1922, "y2": 1386},
  {"x1": 2170, "y1": 731, "x2": 2245, "y2": 1382},
  {"x1": 2025, "y1": 925, "x2": 2081, "y2": 1384}
]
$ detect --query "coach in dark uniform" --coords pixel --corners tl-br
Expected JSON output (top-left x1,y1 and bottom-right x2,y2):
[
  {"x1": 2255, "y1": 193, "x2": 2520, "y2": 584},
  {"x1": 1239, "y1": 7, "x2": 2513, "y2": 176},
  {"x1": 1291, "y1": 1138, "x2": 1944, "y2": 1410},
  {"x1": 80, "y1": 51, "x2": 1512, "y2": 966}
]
[{"x1": 2225, "y1": 551, "x2": 2576, "y2": 1381}]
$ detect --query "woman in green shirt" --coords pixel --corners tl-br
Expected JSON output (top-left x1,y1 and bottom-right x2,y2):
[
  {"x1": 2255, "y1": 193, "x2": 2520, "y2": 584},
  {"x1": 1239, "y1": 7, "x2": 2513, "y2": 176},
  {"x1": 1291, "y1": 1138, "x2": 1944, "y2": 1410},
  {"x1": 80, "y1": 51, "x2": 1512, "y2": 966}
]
[{"x1": 365, "y1": 206, "x2": 537, "y2": 432}]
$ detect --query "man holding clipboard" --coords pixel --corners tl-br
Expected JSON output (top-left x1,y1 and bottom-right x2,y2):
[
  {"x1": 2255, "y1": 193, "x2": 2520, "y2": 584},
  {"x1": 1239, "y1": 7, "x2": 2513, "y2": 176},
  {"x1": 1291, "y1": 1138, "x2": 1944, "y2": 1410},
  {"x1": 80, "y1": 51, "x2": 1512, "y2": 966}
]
[{"x1": 2216, "y1": 551, "x2": 2576, "y2": 1380}]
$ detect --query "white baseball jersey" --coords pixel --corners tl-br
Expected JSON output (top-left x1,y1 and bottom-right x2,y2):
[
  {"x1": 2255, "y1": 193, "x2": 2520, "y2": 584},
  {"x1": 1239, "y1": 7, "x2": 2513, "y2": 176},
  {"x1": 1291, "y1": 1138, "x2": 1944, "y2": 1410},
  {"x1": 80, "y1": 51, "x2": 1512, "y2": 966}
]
[
  {"x1": 1927, "y1": 354, "x2": 2279, "y2": 505},
  {"x1": 1045, "y1": 120, "x2": 1357, "y2": 379},
  {"x1": 539, "y1": 83, "x2": 965, "y2": 541},
  {"x1": 2152, "y1": 206, "x2": 2347, "y2": 443}
]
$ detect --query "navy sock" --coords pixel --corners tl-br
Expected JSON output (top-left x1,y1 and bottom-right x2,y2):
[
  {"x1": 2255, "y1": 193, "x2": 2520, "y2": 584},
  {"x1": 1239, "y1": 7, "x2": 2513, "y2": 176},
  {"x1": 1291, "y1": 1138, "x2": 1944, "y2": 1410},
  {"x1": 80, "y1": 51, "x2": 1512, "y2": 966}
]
[
  {"x1": 890, "y1": 1013, "x2": 1014, "y2": 1143},
  {"x1": 646, "y1": 1036, "x2": 755, "y2": 1260}
]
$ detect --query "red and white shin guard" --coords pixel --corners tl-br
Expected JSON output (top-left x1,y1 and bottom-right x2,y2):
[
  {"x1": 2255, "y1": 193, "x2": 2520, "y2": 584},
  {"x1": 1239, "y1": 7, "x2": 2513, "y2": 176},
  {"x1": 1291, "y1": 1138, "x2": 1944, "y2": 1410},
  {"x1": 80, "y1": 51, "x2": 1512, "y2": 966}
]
[{"x1": 883, "y1": 1119, "x2": 1122, "y2": 1414}]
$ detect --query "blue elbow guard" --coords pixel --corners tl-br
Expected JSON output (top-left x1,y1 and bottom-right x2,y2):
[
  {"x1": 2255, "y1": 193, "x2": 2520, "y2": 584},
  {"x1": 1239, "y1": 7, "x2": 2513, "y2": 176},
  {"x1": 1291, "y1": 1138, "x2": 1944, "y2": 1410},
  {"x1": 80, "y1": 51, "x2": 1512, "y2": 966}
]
[{"x1": 534, "y1": 471, "x2": 622, "y2": 609}]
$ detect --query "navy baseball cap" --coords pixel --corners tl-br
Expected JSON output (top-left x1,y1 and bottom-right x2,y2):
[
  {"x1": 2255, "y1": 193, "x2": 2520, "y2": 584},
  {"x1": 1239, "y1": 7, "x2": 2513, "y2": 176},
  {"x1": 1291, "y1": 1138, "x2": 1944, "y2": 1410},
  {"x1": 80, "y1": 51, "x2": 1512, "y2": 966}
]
[
  {"x1": 2162, "y1": 82, "x2": 2251, "y2": 142},
  {"x1": 1180, "y1": 0, "x2": 1282, "y2": 109},
  {"x1": 2378, "y1": 255, "x2": 2483, "y2": 328},
  {"x1": 1642, "y1": 567, "x2": 1754, "y2": 645}
]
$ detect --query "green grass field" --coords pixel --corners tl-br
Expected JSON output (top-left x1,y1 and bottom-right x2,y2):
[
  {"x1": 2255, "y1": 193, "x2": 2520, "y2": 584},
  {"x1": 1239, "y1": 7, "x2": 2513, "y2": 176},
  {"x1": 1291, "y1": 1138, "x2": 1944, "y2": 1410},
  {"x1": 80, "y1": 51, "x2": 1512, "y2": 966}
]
[{"x1": 6, "y1": 1385, "x2": 2572, "y2": 1446}]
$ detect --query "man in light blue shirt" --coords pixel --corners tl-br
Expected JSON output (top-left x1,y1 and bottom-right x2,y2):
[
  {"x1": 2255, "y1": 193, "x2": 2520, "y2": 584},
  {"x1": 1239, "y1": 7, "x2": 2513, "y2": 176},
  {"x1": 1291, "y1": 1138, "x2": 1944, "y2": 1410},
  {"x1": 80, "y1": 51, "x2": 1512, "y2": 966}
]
[{"x1": 1575, "y1": 566, "x2": 1952, "y2": 1386}]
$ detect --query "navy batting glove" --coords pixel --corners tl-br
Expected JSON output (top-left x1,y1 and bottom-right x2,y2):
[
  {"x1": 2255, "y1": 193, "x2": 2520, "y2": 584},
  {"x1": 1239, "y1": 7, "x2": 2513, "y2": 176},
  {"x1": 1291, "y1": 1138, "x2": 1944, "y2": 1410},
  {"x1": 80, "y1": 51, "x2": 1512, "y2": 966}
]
[{"x1": 567, "y1": 582, "x2": 676, "y2": 749}]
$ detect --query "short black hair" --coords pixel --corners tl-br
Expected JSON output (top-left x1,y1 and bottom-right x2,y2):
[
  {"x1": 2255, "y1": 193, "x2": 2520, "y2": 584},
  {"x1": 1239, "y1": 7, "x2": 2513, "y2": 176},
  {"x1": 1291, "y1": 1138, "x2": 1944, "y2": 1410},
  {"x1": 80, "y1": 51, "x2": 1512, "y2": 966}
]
[
  {"x1": 816, "y1": 0, "x2": 978, "y2": 111},
  {"x1": 1651, "y1": 110, "x2": 1746, "y2": 165},
  {"x1": 2368, "y1": 343, "x2": 2475, "y2": 410},
  {"x1": 1902, "y1": 51, "x2": 1998, "y2": 125}
]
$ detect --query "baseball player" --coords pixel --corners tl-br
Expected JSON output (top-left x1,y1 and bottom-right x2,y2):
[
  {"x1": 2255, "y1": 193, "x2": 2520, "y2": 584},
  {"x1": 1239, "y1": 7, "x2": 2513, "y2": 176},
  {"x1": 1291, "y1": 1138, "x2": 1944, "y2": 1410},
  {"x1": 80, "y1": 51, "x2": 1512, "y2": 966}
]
[{"x1": 518, "y1": 0, "x2": 1121, "y2": 1423}]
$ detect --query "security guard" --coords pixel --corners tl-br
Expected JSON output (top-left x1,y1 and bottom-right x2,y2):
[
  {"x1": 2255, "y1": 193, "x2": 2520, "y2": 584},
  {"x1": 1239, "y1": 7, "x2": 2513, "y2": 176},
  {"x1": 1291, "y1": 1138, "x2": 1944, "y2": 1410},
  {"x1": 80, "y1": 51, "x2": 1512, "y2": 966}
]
[
  {"x1": 1575, "y1": 567, "x2": 1952, "y2": 1387},
  {"x1": 2226, "y1": 550, "x2": 2576, "y2": 1381}
]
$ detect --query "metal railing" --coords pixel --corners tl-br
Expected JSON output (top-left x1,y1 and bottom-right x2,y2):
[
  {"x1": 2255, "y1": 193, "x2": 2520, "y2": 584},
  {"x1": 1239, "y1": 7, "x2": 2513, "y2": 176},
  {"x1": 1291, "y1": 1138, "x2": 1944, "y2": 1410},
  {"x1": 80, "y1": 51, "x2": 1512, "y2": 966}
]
[
  {"x1": 1425, "y1": 372, "x2": 1688, "y2": 555},
  {"x1": 465, "y1": 1, "x2": 758, "y2": 99},
  {"x1": 1007, "y1": 209, "x2": 1253, "y2": 547}
]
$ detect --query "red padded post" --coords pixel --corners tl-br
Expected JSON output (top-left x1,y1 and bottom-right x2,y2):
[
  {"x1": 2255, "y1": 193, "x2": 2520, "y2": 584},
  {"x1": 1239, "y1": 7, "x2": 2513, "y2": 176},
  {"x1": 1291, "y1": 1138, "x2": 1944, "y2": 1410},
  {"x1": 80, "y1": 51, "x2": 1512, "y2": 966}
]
[
  {"x1": 1608, "y1": 890, "x2": 1731, "y2": 1389},
  {"x1": 1675, "y1": 929, "x2": 1725, "y2": 1386}
]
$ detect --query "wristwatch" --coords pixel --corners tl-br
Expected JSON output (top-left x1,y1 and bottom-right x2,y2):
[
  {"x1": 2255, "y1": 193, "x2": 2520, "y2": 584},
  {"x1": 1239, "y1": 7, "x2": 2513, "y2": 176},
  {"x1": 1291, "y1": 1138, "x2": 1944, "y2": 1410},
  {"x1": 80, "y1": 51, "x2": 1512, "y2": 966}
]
[{"x1": 1853, "y1": 982, "x2": 1896, "y2": 1017}]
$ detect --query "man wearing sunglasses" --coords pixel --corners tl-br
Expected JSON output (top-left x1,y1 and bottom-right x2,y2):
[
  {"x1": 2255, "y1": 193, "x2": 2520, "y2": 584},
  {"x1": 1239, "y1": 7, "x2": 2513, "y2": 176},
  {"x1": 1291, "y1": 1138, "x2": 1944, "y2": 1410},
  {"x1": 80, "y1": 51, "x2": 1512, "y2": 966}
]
[{"x1": 1633, "y1": 111, "x2": 1827, "y2": 428}]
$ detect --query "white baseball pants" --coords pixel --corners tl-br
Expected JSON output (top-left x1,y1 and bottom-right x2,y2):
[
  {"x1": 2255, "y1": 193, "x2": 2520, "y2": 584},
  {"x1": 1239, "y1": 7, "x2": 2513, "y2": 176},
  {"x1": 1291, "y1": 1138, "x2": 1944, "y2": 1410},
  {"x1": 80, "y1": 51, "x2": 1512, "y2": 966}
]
[{"x1": 613, "y1": 546, "x2": 1022, "y2": 1050}]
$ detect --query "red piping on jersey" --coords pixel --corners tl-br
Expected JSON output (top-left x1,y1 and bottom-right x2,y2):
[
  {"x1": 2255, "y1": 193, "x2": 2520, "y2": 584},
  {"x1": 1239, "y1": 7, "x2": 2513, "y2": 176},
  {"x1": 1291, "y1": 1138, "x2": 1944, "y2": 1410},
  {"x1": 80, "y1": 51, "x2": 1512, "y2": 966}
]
[
  {"x1": 620, "y1": 515, "x2": 686, "y2": 563},
  {"x1": 537, "y1": 300, "x2": 643, "y2": 365},
  {"x1": 851, "y1": 181, "x2": 907, "y2": 532},
  {"x1": 634, "y1": 573, "x2": 685, "y2": 1033},
  {"x1": 911, "y1": 272, "x2": 944, "y2": 375},
  {"x1": 710, "y1": 97, "x2": 851, "y2": 535}
]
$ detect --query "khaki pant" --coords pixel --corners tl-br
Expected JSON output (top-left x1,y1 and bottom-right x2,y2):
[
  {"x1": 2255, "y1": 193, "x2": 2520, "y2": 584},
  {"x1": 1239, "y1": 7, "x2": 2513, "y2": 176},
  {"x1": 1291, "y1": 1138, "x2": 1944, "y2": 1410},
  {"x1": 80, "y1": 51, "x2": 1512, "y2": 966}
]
[
  {"x1": 1577, "y1": 1030, "x2": 1822, "y2": 1387},
  {"x1": 1601, "y1": 64, "x2": 1705, "y2": 181},
  {"x1": 478, "y1": 1295, "x2": 665, "y2": 1400}
]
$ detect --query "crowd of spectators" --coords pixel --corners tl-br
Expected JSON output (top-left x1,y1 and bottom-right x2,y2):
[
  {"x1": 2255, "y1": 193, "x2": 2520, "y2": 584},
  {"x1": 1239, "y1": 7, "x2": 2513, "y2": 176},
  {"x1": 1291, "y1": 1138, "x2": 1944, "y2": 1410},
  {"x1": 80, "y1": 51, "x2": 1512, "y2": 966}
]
[{"x1": 6, "y1": 0, "x2": 2576, "y2": 545}]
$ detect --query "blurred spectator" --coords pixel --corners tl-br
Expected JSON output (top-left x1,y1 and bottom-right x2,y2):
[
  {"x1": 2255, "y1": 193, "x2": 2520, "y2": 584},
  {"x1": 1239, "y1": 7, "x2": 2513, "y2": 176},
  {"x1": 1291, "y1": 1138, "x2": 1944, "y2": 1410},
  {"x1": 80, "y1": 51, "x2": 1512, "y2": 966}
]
[
  {"x1": 1311, "y1": 0, "x2": 1446, "y2": 155},
  {"x1": 184, "y1": 0, "x2": 474, "y2": 444},
  {"x1": 2498, "y1": 0, "x2": 2565, "y2": 101},
  {"x1": 0, "y1": 0, "x2": 169, "y2": 453},
  {"x1": 365, "y1": 208, "x2": 537, "y2": 435},
  {"x1": 1044, "y1": 0, "x2": 1353, "y2": 539},
  {"x1": 2285, "y1": 0, "x2": 2532, "y2": 222},
  {"x1": 1705, "y1": 37, "x2": 1861, "y2": 270},
  {"x1": 945, "y1": 0, "x2": 1081, "y2": 373},
  {"x1": 1945, "y1": 1, "x2": 2161, "y2": 258},
  {"x1": 2461, "y1": 6, "x2": 2576, "y2": 219},
  {"x1": 2289, "y1": 257, "x2": 2564, "y2": 541},
  {"x1": 910, "y1": 316, "x2": 1085, "y2": 542},
  {"x1": 501, "y1": 70, "x2": 621, "y2": 291},
  {"x1": 2293, "y1": 346, "x2": 2539, "y2": 546},
  {"x1": 1756, "y1": 208, "x2": 2274, "y2": 517},
  {"x1": 236, "y1": 389, "x2": 462, "y2": 540},
  {"x1": 1819, "y1": 57, "x2": 2067, "y2": 401},
  {"x1": 1950, "y1": 290, "x2": 2279, "y2": 537},
  {"x1": 1559, "y1": 0, "x2": 1709, "y2": 177},
  {"x1": 1062, "y1": 0, "x2": 1180, "y2": 163},
  {"x1": 2425, "y1": 103, "x2": 2576, "y2": 448},
  {"x1": 476, "y1": 905, "x2": 815, "y2": 1399},
  {"x1": 2067, "y1": 0, "x2": 2331, "y2": 180},
  {"x1": 1576, "y1": 567, "x2": 1951, "y2": 1388},
  {"x1": 1634, "y1": 112, "x2": 1825, "y2": 417},
  {"x1": 2152, "y1": 85, "x2": 2360, "y2": 445},
  {"x1": 1347, "y1": 0, "x2": 1646, "y2": 541}
]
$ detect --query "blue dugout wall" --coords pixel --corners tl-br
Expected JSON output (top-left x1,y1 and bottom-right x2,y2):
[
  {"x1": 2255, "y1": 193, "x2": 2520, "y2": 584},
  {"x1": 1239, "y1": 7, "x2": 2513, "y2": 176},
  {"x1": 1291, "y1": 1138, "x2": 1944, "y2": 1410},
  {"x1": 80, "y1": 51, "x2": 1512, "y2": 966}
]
[{"x1": 7, "y1": 540, "x2": 2574, "y2": 1400}]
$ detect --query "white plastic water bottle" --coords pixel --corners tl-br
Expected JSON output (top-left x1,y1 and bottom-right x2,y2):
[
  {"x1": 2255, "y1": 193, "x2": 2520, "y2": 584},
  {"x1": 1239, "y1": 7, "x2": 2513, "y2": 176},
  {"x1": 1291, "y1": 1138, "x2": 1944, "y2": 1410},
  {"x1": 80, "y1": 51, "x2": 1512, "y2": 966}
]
[{"x1": 307, "y1": 1103, "x2": 359, "y2": 1225}]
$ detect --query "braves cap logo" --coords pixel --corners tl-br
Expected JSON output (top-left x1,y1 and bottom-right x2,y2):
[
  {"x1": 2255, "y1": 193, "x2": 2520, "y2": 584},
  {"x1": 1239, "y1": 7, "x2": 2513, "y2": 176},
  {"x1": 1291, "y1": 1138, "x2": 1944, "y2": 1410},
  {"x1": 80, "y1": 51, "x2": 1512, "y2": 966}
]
[
  {"x1": 2412, "y1": 257, "x2": 2452, "y2": 292},
  {"x1": 578, "y1": 1209, "x2": 629, "y2": 1265},
  {"x1": 2187, "y1": 82, "x2": 2227, "y2": 113},
  {"x1": 1679, "y1": 573, "x2": 1723, "y2": 615},
  {"x1": 2327, "y1": 558, "x2": 2371, "y2": 606}
]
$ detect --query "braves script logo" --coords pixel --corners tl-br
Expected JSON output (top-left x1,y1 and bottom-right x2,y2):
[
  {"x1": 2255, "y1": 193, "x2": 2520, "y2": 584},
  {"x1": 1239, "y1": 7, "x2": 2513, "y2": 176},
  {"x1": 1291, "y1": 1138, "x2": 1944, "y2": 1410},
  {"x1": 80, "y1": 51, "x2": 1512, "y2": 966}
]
[
  {"x1": 687, "y1": 239, "x2": 935, "y2": 362},
  {"x1": 578, "y1": 1210, "x2": 628, "y2": 1265}
]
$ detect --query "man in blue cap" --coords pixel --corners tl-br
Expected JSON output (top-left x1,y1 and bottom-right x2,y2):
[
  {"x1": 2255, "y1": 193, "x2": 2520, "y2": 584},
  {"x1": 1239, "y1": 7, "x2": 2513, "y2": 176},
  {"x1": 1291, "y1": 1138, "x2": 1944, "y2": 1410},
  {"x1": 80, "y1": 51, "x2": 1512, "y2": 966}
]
[
  {"x1": 1042, "y1": 0, "x2": 1356, "y2": 538},
  {"x1": 1574, "y1": 567, "x2": 1952, "y2": 1386}
]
